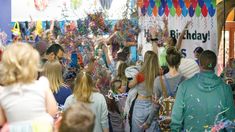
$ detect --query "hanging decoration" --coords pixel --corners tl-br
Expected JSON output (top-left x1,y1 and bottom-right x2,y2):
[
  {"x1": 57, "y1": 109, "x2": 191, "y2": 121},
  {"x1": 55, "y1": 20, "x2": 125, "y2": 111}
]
[
  {"x1": 99, "y1": 0, "x2": 113, "y2": 10},
  {"x1": 71, "y1": 0, "x2": 82, "y2": 10},
  {"x1": 34, "y1": 0, "x2": 48, "y2": 11},
  {"x1": 138, "y1": 0, "x2": 216, "y2": 17}
]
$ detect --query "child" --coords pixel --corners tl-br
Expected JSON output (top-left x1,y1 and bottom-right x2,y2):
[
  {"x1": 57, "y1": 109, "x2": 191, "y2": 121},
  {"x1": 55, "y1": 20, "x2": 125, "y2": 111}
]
[
  {"x1": 59, "y1": 103, "x2": 95, "y2": 132},
  {"x1": 106, "y1": 80, "x2": 126, "y2": 132},
  {"x1": 0, "y1": 43, "x2": 57, "y2": 131}
]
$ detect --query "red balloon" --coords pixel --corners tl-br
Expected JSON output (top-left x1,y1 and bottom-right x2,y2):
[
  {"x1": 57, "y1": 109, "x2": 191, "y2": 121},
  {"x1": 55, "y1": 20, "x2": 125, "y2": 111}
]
[
  {"x1": 191, "y1": 0, "x2": 198, "y2": 9},
  {"x1": 165, "y1": 5, "x2": 170, "y2": 16},
  {"x1": 144, "y1": 0, "x2": 149, "y2": 8},
  {"x1": 173, "y1": 0, "x2": 179, "y2": 8},
  {"x1": 201, "y1": 4, "x2": 208, "y2": 17}
]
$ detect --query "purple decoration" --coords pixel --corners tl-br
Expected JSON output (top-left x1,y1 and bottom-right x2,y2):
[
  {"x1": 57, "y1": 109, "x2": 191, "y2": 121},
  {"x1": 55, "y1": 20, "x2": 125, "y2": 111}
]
[
  {"x1": 161, "y1": 0, "x2": 167, "y2": 8},
  {"x1": 141, "y1": 6, "x2": 147, "y2": 16},
  {"x1": 167, "y1": 0, "x2": 173, "y2": 8},
  {"x1": 182, "y1": 6, "x2": 188, "y2": 17},
  {"x1": 158, "y1": 4, "x2": 165, "y2": 16},
  {"x1": 179, "y1": 0, "x2": 185, "y2": 8},
  {"x1": 208, "y1": 4, "x2": 215, "y2": 17},
  {"x1": 189, "y1": 5, "x2": 195, "y2": 17},
  {"x1": 198, "y1": 0, "x2": 204, "y2": 8},
  {"x1": 150, "y1": 0, "x2": 155, "y2": 8}
]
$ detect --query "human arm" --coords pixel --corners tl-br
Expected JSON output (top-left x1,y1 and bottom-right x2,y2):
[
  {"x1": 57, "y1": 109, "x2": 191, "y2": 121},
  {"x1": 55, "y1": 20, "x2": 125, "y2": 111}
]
[
  {"x1": 100, "y1": 95, "x2": 109, "y2": 131},
  {"x1": 170, "y1": 83, "x2": 185, "y2": 131},
  {"x1": 128, "y1": 77, "x2": 138, "y2": 88},
  {"x1": 0, "y1": 106, "x2": 6, "y2": 126},
  {"x1": 176, "y1": 21, "x2": 191, "y2": 50}
]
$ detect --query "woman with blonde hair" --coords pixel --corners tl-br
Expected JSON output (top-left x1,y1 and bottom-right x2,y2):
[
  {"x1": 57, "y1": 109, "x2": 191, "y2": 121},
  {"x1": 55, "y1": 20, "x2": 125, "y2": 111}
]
[
  {"x1": 0, "y1": 43, "x2": 57, "y2": 131},
  {"x1": 128, "y1": 50, "x2": 160, "y2": 132},
  {"x1": 43, "y1": 61, "x2": 72, "y2": 106},
  {"x1": 64, "y1": 71, "x2": 109, "y2": 132}
]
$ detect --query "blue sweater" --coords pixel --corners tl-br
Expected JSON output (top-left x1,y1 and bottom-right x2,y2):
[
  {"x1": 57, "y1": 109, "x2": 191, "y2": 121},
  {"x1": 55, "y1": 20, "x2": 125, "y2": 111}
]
[{"x1": 53, "y1": 85, "x2": 72, "y2": 106}]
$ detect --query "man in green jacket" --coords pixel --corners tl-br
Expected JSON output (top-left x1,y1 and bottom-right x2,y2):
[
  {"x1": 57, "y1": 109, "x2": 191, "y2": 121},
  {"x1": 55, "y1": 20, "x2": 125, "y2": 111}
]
[{"x1": 171, "y1": 50, "x2": 235, "y2": 131}]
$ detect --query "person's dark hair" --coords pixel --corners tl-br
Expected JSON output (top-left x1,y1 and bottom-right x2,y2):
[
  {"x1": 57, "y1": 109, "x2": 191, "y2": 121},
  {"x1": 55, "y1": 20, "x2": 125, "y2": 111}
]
[
  {"x1": 199, "y1": 50, "x2": 217, "y2": 70},
  {"x1": 166, "y1": 47, "x2": 182, "y2": 69},
  {"x1": 59, "y1": 103, "x2": 95, "y2": 132},
  {"x1": 46, "y1": 43, "x2": 64, "y2": 55},
  {"x1": 194, "y1": 47, "x2": 204, "y2": 54}
]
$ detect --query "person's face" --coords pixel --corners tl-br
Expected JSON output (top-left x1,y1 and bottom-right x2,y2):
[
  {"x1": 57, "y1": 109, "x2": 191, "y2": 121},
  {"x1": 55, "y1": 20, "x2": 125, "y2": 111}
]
[
  {"x1": 194, "y1": 52, "x2": 200, "y2": 59},
  {"x1": 56, "y1": 49, "x2": 64, "y2": 60},
  {"x1": 47, "y1": 52, "x2": 56, "y2": 62}
]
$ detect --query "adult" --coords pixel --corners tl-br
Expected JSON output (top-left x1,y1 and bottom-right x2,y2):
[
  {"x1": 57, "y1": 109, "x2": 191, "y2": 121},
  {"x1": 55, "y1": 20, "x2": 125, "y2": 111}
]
[
  {"x1": 171, "y1": 50, "x2": 235, "y2": 131},
  {"x1": 46, "y1": 43, "x2": 64, "y2": 62}
]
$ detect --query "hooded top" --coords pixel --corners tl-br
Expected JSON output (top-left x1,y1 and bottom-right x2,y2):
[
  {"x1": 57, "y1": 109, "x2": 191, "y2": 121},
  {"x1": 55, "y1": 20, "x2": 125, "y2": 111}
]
[{"x1": 171, "y1": 71, "x2": 235, "y2": 131}]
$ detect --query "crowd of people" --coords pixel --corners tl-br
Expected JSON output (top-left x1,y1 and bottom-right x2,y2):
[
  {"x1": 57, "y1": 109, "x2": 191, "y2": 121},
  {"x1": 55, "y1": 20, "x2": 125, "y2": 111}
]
[{"x1": 0, "y1": 17, "x2": 234, "y2": 132}]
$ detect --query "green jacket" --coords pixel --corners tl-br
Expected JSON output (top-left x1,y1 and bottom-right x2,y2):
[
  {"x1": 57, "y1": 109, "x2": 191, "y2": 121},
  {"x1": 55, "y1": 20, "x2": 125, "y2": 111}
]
[{"x1": 171, "y1": 71, "x2": 235, "y2": 131}]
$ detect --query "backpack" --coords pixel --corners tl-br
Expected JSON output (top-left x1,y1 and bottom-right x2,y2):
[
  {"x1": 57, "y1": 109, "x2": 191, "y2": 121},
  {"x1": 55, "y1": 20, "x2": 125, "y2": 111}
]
[{"x1": 158, "y1": 75, "x2": 182, "y2": 131}]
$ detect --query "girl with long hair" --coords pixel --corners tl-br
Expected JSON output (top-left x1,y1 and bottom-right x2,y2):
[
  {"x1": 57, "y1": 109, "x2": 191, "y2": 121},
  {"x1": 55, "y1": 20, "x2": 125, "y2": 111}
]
[
  {"x1": 64, "y1": 71, "x2": 109, "y2": 132},
  {"x1": 128, "y1": 51, "x2": 160, "y2": 132}
]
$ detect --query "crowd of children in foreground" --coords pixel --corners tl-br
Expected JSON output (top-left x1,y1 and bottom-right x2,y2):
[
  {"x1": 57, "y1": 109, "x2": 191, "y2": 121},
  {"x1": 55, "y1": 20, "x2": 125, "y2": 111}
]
[{"x1": 0, "y1": 20, "x2": 235, "y2": 132}]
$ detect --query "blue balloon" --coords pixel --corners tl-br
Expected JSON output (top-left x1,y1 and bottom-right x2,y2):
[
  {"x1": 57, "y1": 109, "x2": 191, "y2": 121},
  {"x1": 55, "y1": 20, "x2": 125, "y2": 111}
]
[
  {"x1": 189, "y1": 5, "x2": 195, "y2": 17},
  {"x1": 182, "y1": 6, "x2": 188, "y2": 17},
  {"x1": 147, "y1": 5, "x2": 152, "y2": 16},
  {"x1": 179, "y1": 0, "x2": 185, "y2": 8},
  {"x1": 167, "y1": 0, "x2": 173, "y2": 8},
  {"x1": 161, "y1": 0, "x2": 167, "y2": 8},
  {"x1": 141, "y1": 7, "x2": 147, "y2": 16},
  {"x1": 208, "y1": 4, "x2": 216, "y2": 17},
  {"x1": 204, "y1": 0, "x2": 211, "y2": 8},
  {"x1": 158, "y1": 5, "x2": 165, "y2": 16},
  {"x1": 150, "y1": 0, "x2": 155, "y2": 8},
  {"x1": 198, "y1": 0, "x2": 204, "y2": 8}
]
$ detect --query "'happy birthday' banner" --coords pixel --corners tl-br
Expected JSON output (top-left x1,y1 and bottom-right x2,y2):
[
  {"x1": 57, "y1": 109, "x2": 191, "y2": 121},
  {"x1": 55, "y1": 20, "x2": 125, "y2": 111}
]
[{"x1": 138, "y1": 0, "x2": 217, "y2": 59}]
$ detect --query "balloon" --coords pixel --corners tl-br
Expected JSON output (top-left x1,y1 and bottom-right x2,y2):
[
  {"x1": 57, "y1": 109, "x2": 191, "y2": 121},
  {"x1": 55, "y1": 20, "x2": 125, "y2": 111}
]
[
  {"x1": 172, "y1": 0, "x2": 178, "y2": 8},
  {"x1": 176, "y1": 6, "x2": 182, "y2": 16},
  {"x1": 147, "y1": 5, "x2": 152, "y2": 16},
  {"x1": 191, "y1": 0, "x2": 197, "y2": 9},
  {"x1": 141, "y1": 6, "x2": 147, "y2": 16},
  {"x1": 208, "y1": 4, "x2": 215, "y2": 17},
  {"x1": 137, "y1": 0, "x2": 143, "y2": 7},
  {"x1": 201, "y1": 4, "x2": 208, "y2": 17},
  {"x1": 179, "y1": 0, "x2": 185, "y2": 8},
  {"x1": 158, "y1": 4, "x2": 164, "y2": 16},
  {"x1": 189, "y1": 5, "x2": 195, "y2": 17},
  {"x1": 161, "y1": 0, "x2": 167, "y2": 8},
  {"x1": 182, "y1": 6, "x2": 188, "y2": 17},
  {"x1": 153, "y1": 6, "x2": 158, "y2": 16},
  {"x1": 155, "y1": 0, "x2": 161, "y2": 8},
  {"x1": 185, "y1": 0, "x2": 190, "y2": 8},
  {"x1": 170, "y1": 6, "x2": 176, "y2": 16},
  {"x1": 195, "y1": 4, "x2": 201, "y2": 17},
  {"x1": 167, "y1": 0, "x2": 173, "y2": 8},
  {"x1": 198, "y1": 0, "x2": 204, "y2": 8},
  {"x1": 211, "y1": 0, "x2": 216, "y2": 8},
  {"x1": 204, "y1": 0, "x2": 211, "y2": 8},
  {"x1": 165, "y1": 4, "x2": 170, "y2": 16},
  {"x1": 150, "y1": 0, "x2": 155, "y2": 8},
  {"x1": 144, "y1": 0, "x2": 149, "y2": 8}
]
